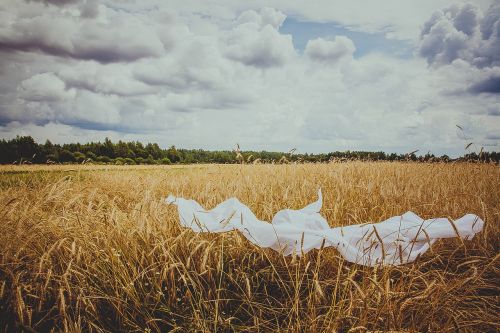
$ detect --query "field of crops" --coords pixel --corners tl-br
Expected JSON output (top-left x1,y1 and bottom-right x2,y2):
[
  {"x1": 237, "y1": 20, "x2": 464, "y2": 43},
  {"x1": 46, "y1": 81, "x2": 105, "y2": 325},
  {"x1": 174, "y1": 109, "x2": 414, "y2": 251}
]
[{"x1": 0, "y1": 163, "x2": 498, "y2": 332}]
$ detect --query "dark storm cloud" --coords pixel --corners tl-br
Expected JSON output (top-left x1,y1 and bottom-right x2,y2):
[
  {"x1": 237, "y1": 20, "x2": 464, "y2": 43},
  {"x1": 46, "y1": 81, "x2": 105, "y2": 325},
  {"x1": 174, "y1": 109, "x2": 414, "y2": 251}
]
[
  {"x1": 419, "y1": 3, "x2": 500, "y2": 68},
  {"x1": 468, "y1": 76, "x2": 500, "y2": 94}
]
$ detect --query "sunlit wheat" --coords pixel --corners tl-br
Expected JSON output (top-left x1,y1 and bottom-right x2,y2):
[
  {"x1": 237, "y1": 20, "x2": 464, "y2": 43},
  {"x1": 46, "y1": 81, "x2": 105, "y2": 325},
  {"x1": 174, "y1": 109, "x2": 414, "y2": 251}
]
[{"x1": 0, "y1": 162, "x2": 498, "y2": 332}]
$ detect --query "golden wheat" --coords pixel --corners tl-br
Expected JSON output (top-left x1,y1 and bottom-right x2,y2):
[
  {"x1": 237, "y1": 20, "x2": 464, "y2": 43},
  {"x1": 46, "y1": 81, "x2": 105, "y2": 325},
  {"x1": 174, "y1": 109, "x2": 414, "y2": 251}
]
[{"x1": 0, "y1": 162, "x2": 498, "y2": 332}]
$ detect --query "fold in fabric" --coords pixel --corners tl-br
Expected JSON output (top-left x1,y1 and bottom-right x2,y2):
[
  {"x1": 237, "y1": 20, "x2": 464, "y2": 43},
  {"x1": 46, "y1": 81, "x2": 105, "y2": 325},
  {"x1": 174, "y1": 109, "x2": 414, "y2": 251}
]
[{"x1": 165, "y1": 190, "x2": 484, "y2": 266}]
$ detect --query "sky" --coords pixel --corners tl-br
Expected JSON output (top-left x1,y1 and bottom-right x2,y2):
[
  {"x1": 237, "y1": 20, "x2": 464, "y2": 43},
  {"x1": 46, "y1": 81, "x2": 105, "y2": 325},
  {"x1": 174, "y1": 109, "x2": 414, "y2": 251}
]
[{"x1": 0, "y1": 0, "x2": 499, "y2": 156}]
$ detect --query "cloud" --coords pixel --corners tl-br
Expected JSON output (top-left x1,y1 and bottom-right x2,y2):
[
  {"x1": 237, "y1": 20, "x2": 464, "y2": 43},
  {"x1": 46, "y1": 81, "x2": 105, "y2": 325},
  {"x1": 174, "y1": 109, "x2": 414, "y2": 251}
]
[
  {"x1": 237, "y1": 7, "x2": 286, "y2": 29},
  {"x1": 0, "y1": 1, "x2": 171, "y2": 63},
  {"x1": 480, "y1": 2, "x2": 500, "y2": 39},
  {"x1": 468, "y1": 75, "x2": 500, "y2": 93},
  {"x1": 28, "y1": 0, "x2": 99, "y2": 18},
  {"x1": 305, "y1": 36, "x2": 355, "y2": 63},
  {"x1": 28, "y1": 0, "x2": 80, "y2": 5},
  {"x1": 19, "y1": 72, "x2": 74, "y2": 102},
  {"x1": 58, "y1": 62, "x2": 156, "y2": 96},
  {"x1": 133, "y1": 39, "x2": 226, "y2": 91},
  {"x1": 418, "y1": 2, "x2": 500, "y2": 68},
  {"x1": 453, "y1": 4, "x2": 479, "y2": 36},
  {"x1": 487, "y1": 107, "x2": 500, "y2": 116},
  {"x1": 225, "y1": 8, "x2": 295, "y2": 68},
  {"x1": 485, "y1": 133, "x2": 500, "y2": 140}
]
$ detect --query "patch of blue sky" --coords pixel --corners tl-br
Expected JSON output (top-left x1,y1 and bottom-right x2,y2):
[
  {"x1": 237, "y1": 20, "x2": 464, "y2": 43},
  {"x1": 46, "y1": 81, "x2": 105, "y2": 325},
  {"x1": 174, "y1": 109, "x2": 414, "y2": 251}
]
[{"x1": 280, "y1": 17, "x2": 414, "y2": 59}]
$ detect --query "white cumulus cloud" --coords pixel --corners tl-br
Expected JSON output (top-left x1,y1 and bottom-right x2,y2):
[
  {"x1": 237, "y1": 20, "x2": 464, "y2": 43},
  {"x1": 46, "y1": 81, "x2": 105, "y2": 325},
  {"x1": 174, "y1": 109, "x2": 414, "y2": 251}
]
[{"x1": 305, "y1": 36, "x2": 355, "y2": 63}]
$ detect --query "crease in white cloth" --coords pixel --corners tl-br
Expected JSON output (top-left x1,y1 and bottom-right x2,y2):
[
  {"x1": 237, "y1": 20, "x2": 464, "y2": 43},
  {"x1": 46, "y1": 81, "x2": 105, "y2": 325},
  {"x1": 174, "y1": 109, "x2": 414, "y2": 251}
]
[{"x1": 165, "y1": 189, "x2": 484, "y2": 266}]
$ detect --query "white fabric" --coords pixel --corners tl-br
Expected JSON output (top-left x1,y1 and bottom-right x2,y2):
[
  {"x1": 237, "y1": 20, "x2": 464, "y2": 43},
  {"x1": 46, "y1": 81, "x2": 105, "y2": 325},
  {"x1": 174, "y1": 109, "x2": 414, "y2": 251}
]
[{"x1": 165, "y1": 190, "x2": 484, "y2": 266}]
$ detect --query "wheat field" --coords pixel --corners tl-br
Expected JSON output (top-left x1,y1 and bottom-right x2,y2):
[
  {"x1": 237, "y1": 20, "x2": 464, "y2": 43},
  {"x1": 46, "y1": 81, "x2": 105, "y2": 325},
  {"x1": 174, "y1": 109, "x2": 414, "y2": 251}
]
[{"x1": 0, "y1": 162, "x2": 498, "y2": 332}]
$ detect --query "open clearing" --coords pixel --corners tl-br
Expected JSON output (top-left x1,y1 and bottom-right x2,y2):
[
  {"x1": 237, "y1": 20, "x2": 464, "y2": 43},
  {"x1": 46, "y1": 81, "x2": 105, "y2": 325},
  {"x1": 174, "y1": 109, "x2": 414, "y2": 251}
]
[{"x1": 0, "y1": 163, "x2": 499, "y2": 332}]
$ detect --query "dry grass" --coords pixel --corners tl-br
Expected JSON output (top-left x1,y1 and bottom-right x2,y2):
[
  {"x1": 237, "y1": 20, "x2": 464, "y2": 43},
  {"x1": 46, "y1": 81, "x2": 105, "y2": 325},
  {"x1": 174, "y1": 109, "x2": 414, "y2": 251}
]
[{"x1": 0, "y1": 162, "x2": 499, "y2": 332}]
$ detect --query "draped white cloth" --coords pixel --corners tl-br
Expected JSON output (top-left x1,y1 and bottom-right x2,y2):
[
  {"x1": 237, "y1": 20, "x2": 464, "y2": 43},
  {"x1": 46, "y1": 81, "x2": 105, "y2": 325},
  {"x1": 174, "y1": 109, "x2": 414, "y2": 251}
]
[{"x1": 165, "y1": 190, "x2": 484, "y2": 266}]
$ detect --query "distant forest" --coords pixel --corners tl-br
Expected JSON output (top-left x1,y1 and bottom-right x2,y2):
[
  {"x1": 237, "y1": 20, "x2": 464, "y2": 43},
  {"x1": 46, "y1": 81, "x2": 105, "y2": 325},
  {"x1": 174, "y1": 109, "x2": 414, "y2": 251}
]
[{"x1": 0, "y1": 136, "x2": 498, "y2": 165}]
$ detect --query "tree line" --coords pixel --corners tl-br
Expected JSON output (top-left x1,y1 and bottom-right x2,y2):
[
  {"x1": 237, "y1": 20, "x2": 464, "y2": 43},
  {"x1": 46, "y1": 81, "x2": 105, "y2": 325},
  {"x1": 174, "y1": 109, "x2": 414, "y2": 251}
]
[{"x1": 0, "y1": 136, "x2": 498, "y2": 165}]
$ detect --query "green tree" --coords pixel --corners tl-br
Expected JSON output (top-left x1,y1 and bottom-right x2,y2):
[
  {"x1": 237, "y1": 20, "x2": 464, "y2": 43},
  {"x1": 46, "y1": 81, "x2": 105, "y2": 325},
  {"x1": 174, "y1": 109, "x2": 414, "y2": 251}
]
[
  {"x1": 114, "y1": 157, "x2": 125, "y2": 165},
  {"x1": 73, "y1": 152, "x2": 86, "y2": 163},
  {"x1": 59, "y1": 150, "x2": 75, "y2": 163},
  {"x1": 97, "y1": 156, "x2": 111, "y2": 163},
  {"x1": 102, "y1": 137, "x2": 115, "y2": 158},
  {"x1": 86, "y1": 151, "x2": 97, "y2": 160},
  {"x1": 159, "y1": 157, "x2": 171, "y2": 165},
  {"x1": 167, "y1": 145, "x2": 181, "y2": 163}
]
